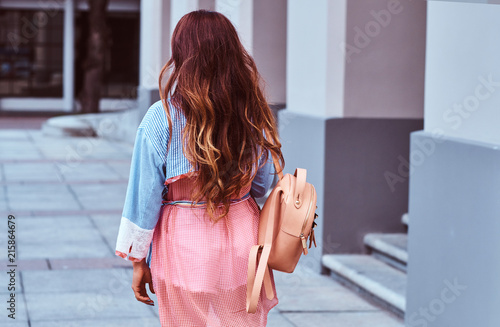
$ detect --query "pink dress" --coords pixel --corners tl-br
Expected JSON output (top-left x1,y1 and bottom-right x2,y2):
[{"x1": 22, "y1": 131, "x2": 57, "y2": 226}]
[{"x1": 150, "y1": 176, "x2": 278, "y2": 326}]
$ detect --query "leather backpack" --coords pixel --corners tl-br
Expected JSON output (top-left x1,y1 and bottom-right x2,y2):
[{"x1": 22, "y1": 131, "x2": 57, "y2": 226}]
[{"x1": 246, "y1": 148, "x2": 318, "y2": 313}]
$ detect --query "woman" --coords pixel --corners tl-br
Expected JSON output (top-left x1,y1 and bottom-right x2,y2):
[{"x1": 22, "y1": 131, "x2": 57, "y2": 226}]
[{"x1": 115, "y1": 10, "x2": 283, "y2": 326}]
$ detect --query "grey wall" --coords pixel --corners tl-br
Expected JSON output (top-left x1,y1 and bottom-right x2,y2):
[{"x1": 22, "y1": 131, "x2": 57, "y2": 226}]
[
  {"x1": 253, "y1": 0, "x2": 287, "y2": 106},
  {"x1": 323, "y1": 118, "x2": 423, "y2": 253},
  {"x1": 406, "y1": 131, "x2": 500, "y2": 326}
]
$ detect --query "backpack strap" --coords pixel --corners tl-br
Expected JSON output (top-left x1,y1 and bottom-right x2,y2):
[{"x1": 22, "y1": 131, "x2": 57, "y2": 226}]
[
  {"x1": 246, "y1": 186, "x2": 281, "y2": 313},
  {"x1": 265, "y1": 129, "x2": 284, "y2": 181}
]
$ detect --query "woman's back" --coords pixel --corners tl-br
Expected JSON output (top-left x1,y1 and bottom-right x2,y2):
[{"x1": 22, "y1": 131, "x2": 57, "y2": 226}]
[{"x1": 116, "y1": 9, "x2": 283, "y2": 326}]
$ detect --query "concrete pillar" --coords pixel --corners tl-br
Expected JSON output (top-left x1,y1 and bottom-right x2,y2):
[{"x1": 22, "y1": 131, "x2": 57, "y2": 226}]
[
  {"x1": 170, "y1": 0, "x2": 198, "y2": 37},
  {"x1": 280, "y1": 0, "x2": 348, "y2": 273},
  {"x1": 138, "y1": 0, "x2": 170, "y2": 119},
  {"x1": 287, "y1": 0, "x2": 346, "y2": 118},
  {"x1": 62, "y1": 0, "x2": 75, "y2": 112},
  {"x1": 423, "y1": 0, "x2": 500, "y2": 144},
  {"x1": 215, "y1": 0, "x2": 287, "y2": 106},
  {"x1": 215, "y1": 0, "x2": 253, "y2": 53},
  {"x1": 406, "y1": 1, "x2": 500, "y2": 326}
]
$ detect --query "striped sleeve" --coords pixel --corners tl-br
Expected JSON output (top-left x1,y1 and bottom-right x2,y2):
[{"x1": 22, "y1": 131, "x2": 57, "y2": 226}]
[{"x1": 115, "y1": 102, "x2": 168, "y2": 262}]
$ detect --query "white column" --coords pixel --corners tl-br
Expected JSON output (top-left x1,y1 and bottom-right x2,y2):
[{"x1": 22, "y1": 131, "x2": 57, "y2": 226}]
[
  {"x1": 62, "y1": 0, "x2": 75, "y2": 112},
  {"x1": 287, "y1": 0, "x2": 346, "y2": 118},
  {"x1": 137, "y1": 0, "x2": 171, "y2": 120},
  {"x1": 139, "y1": 0, "x2": 166, "y2": 90},
  {"x1": 215, "y1": 0, "x2": 253, "y2": 53},
  {"x1": 424, "y1": 0, "x2": 500, "y2": 145},
  {"x1": 170, "y1": 0, "x2": 199, "y2": 37}
]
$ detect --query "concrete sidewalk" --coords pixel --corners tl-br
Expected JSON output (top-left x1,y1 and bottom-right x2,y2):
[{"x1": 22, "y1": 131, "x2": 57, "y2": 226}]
[{"x1": 0, "y1": 128, "x2": 403, "y2": 327}]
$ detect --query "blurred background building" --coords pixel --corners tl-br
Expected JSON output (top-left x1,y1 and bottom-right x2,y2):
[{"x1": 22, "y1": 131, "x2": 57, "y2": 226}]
[
  {"x1": 1, "y1": 0, "x2": 499, "y2": 325},
  {"x1": 0, "y1": 0, "x2": 139, "y2": 112}
]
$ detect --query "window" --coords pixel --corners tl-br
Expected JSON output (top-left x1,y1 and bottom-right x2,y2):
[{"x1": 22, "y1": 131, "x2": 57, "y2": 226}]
[
  {"x1": 75, "y1": 11, "x2": 139, "y2": 99},
  {"x1": 0, "y1": 10, "x2": 64, "y2": 97}
]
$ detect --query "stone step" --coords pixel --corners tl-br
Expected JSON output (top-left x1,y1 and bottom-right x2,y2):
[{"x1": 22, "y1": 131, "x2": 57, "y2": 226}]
[
  {"x1": 364, "y1": 233, "x2": 408, "y2": 272},
  {"x1": 322, "y1": 254, "x2": 406, "y2": 318},
  {"x1": 402, "y1": 213, "x2": 409, "y2": 226}
]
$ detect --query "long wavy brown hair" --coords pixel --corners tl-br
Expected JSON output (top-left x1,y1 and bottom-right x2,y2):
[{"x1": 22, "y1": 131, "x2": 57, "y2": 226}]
[{"x1": 159, "y1": 10, "x2": 284, "y2": 222}]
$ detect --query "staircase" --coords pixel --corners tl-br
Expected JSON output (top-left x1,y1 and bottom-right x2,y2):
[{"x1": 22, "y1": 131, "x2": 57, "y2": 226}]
[{"x1": 321, "y1": 213, "x2": 409, "y2": 319}]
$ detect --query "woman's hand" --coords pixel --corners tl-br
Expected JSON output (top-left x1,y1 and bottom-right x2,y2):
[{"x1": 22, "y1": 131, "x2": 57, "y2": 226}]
[{"x1": 131, "y1": 258, "x2": 155, "y2": 306}]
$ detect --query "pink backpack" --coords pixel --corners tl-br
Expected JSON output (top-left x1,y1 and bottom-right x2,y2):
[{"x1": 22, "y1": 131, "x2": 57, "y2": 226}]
[{"x1": 246, "y1": 150, "x2": 318, "y2": 313}]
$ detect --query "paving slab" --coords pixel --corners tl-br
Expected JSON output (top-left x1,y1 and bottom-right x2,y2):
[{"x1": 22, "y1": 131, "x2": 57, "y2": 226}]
[
  {"x1": 276, "y1": 285, "x2": 378, "y2": 312},
  {"x1": 0, "y1": 185, "x2": 7, "y2": 198},
  {"x1": 18, "y1": 239, "x2": 112, "y2": 260},
  {"x1": 89, "y1": 214, "x2": 122, "y2": 250},
  {"x1": 105, "y1": 161, "x2": 132, "y2": 179},
  {"x1": 0, "y1": 164, "x2": 5, "y2": 182},
  {"x1": 47, "y1": 257, "x2": 131, "y2": 270},
  {"x1": 70, "y1": 184, "x2": 126, "y2": 210},
  {"x1": 0, "y1": 198, "x2": 9, "y2": 211},
  {"x1": 283, "y1": 311, "x2": 403, "y2": 327},
  {"x1": 274, "y1": 266, "x2": 347, "y2": 289},
  {"x1": 22, "y1": 268, "x2": 132, "y2": 294},
  {"x1": 3, "y1": 163, "x2": 61, "y2": 182},
  {"x1": 0, "y1": 259, "x2": 49, "y2": 271},
  {"x1": 34, "y1": 138, "x2": 127, "y2": 161},
  {"x1": 109, "y1": 141, "x2": 134, "y2": 155},
  {"x1": 25, "y1": 291, "x2": 157, "y2": 321},
  {"x1": 0, "y1": 130, "x2": 31, "y2": 141},
  {"x1": 0, "y1": 322, "x2": 30, "y2": 327},
  {"x1": 58, "y1": 162, "x2": 122, "y2": 182},
  {"x1": 12, "y1": 216, "x2": 111, "y2": 260},
  {"x1": 267, "y1": 311, "x2": 295, "y2": 327},
  {"x1": 4, "y1": 215, "x2": 111, "y2": 260},
  {"x1": 15, "y1": 216, "x2": 101, "y2": 243},
  {"x1": 38, "y1": 138, "x2": 132, "y2": 161},
  {"x1": 33, "y1": 140, "x2": 82, "y2": 161},
  {"x1": 7, "y1": 184, "x2": 81, "y2": 212},
  {"x1": 85, "y1": 142, "x2": 133, "y2": 160},
  {"x1": 0, "y1": 142, "x2": 43, "y2": 160}
]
